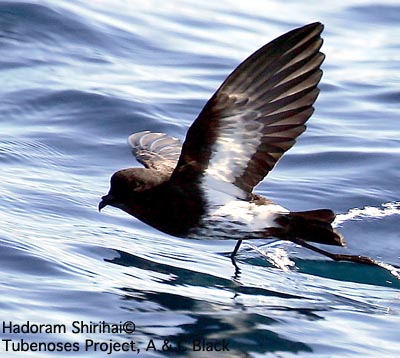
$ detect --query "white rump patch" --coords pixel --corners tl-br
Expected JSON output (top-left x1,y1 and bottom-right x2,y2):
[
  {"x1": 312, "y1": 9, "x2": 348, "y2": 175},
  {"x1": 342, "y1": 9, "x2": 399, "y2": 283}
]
[
  {"x1": 209, "y1": 200, "x2": 288, "y2": 231},
  {"x1": 201, "y1": 180, "x2": 288, "y2": 234}
]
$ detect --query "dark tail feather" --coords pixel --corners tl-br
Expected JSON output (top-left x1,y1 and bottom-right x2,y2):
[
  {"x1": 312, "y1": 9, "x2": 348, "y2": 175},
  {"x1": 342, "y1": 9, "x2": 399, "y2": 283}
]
[{"x1": 274, "y1": 209, "x2": 345, "y2": 246}]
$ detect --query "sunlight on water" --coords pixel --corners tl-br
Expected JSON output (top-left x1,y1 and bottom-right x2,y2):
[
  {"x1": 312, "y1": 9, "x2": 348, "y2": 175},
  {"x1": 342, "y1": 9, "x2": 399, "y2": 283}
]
[{"x1": 243, "y1": 242, "x2": 296, "y2": 272}]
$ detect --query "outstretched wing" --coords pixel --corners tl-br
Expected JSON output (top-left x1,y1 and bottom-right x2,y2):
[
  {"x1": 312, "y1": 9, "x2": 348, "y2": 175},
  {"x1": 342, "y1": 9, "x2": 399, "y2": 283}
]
[
  {"x1": 128, "y1": 131, "x2": 182, "y2": 175},
  {"x1": 171, "y1": 22, "x2": 325, "y2": 195}
]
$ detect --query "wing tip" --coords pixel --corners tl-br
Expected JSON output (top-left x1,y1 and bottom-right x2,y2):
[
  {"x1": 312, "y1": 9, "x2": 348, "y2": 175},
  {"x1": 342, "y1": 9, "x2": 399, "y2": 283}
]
[{"x1": 304, "y1": 22, "x2": 324, "y2": 34}]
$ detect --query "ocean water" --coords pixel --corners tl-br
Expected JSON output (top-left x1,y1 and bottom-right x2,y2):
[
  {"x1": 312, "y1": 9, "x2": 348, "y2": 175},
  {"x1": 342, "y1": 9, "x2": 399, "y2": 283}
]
[{"x1": 1, "y1": 0, "x2": 400, "y2": 357}]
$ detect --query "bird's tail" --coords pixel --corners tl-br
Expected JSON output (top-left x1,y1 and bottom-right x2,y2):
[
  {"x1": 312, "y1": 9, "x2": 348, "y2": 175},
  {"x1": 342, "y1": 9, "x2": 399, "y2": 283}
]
[{"x1": 274, "y1": 209, "x2": 345, "y2": 246}]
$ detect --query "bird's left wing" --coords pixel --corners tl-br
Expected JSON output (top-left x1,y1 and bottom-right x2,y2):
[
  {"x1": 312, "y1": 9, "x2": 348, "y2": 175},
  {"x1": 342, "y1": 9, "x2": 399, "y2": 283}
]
[{"x1": 128, "y1": 131, "x2": 182, "y2": 175}]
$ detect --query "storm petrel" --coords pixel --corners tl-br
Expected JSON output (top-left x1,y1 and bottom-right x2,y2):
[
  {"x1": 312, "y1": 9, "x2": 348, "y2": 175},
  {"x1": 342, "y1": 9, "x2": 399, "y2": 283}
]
[{"x1": 99, "y1": 23, "x2": 379, "y2": 267}]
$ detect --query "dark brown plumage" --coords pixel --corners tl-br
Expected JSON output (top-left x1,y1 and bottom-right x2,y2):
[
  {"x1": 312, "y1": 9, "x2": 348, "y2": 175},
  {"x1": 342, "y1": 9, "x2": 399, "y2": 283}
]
[{"x1": 100, "y1": 23, "x2": 380, "y2": 268}]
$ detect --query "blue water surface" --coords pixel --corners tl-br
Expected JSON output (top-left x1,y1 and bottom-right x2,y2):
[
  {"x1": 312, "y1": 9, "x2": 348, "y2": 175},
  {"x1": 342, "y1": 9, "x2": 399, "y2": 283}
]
[{"x1": 1, "y1": 0, "x2": 400, "y2": 357}]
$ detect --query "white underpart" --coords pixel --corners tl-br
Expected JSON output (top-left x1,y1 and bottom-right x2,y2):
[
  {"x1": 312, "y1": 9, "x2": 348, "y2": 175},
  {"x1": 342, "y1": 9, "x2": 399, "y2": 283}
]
[
  {"x1": 200, "y1": 181, "x2": 288, "y2": 238},
  {"x1": 209, "y1": 198, "x2": 288, "y2": 231},
  {"x1": 205, "y1": 108, "x2": 263, "y2": 184}
]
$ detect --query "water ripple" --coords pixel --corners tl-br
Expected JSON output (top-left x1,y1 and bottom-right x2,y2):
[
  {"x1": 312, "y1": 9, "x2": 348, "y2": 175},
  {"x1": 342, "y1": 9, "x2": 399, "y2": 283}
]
[{"x1": 1, "y1": 1, "x2": 400, "y2": 357}]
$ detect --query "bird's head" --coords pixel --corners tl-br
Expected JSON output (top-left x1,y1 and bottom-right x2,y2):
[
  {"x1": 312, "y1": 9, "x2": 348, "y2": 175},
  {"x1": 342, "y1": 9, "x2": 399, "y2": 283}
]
[{"x1": 98, "y1": 168, "x2": 159, "y2": 212}]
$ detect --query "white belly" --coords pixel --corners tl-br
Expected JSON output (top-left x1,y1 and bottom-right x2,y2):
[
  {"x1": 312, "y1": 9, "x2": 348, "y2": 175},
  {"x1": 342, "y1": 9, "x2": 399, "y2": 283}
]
[
  {"x1": 189, "y1": 198, "x2": 289, "y2": 240},
  {"x1": 211, "y1": 200, "x2": 288, "y2": 230}
]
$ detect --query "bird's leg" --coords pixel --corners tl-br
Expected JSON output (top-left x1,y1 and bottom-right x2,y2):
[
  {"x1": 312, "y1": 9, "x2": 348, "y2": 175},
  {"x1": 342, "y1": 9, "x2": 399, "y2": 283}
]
[
  {"x1": 230, "y1": 239, "x2": 243, "y2": 275},
  {"x1": 289, "y1": 237, "x2": 381, "y2": 266},
  {"x1": 231, "y1": 239, "x2": 243, "y2": 259}
]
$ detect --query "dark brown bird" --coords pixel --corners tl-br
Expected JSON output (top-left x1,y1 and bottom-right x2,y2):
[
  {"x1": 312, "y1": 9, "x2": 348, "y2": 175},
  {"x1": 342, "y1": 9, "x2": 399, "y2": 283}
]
[{"x1": 99, "y1": 23, "x2": 379, "y2": 267}]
